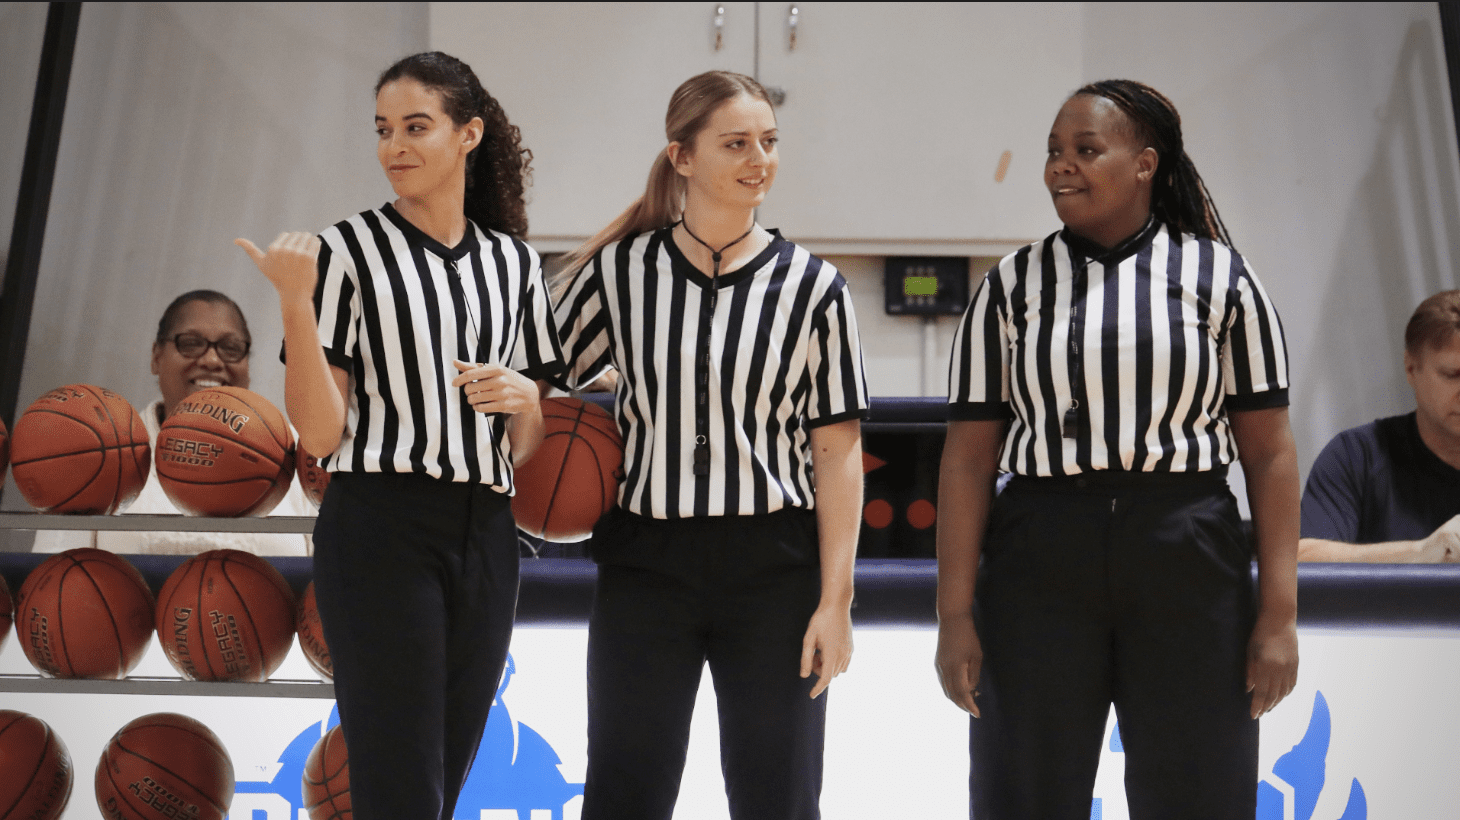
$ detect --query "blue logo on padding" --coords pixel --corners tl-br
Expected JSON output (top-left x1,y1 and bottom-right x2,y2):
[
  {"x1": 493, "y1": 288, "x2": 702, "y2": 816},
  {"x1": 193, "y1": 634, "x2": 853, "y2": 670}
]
[
  {"x1": 227, "y1": 653, "x2": 583, "y2": 820},
  {"x1": 1095, "y1": 691, "x2": 1365, "y2": 820}
]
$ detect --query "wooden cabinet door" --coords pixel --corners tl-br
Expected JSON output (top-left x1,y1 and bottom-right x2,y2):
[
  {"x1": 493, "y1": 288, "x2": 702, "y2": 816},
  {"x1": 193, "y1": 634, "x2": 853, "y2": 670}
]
[
  {"x1": 754, "y1": 2, "x2": 1081, "y2": 247},
  {"x1": 430, "y1": 2, "x2": 757, "y2": 246}
]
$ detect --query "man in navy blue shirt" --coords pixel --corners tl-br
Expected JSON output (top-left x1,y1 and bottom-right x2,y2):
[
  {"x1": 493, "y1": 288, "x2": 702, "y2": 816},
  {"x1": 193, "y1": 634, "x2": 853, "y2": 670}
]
[{"x1": 1300, "y1": 291, "x2": 1460, "y2": 562}]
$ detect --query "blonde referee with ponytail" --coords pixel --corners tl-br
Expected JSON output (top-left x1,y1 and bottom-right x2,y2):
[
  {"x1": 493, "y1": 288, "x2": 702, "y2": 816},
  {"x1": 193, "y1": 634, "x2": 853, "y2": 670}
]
[{"x1": 552, "y1": 70, "x2": 869, "y2": 820}]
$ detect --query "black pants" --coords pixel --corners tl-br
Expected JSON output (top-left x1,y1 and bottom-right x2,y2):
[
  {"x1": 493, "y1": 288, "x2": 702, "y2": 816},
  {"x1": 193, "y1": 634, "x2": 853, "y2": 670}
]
[
  {"x1": 582, "y1": 508, "x2": 825, "y2": 820},
  {"x1": 970, "y1": 470, "x2": 1257, "y2": 820},
  {"x1": 312, "y1": 472, "x2": 520, "y2": 820}
]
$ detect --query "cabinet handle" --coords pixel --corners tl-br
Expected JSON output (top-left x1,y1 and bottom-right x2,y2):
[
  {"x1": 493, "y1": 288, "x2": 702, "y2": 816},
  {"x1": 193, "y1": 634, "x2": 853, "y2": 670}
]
[
  {"x1": 714, "y1": 4, "x2": 726, "y2": 51},
  {"x1": 788, "y1": 4, "x2": 799, "y2": 51}
]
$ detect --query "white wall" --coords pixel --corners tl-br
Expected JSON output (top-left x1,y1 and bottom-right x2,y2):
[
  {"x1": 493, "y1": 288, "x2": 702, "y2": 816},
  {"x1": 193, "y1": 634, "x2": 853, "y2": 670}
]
[{"x1": 0, "y1": 1, "x2": 48, "y2": 286}]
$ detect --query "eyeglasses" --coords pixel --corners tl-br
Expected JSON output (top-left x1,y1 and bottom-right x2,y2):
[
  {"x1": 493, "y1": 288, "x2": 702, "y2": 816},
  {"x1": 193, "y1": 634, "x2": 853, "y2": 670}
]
[{"x1": 167, "y1": 333, "x2": 251, "y2": 363}]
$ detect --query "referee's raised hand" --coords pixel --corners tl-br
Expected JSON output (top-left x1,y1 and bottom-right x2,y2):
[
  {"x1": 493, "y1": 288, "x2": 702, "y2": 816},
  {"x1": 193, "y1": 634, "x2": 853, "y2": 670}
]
[{"x1": 235, "y1": 232, "x2": 321, "y2": 303}]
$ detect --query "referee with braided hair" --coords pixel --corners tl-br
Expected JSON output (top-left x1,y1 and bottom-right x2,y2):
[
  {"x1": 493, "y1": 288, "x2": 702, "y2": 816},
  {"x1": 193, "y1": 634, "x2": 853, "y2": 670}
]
[{"x1": 937, "y1": 79, "x2": 1300, "y2": 818}]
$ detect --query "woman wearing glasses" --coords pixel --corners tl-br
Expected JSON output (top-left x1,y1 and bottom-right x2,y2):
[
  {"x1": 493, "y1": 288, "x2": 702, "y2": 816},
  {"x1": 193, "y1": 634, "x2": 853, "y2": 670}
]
[{"x1": 31, "y1": 289, "x2": 314, "y2": 555}]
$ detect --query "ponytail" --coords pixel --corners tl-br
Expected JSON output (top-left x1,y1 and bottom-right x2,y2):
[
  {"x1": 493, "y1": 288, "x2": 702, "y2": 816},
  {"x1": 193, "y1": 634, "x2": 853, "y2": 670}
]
[
  {"x1": 557, "y1": 70, "x2": 773, "y2": 290},
  {"x1": 1075, "y1": 80, "x2": 1235, "y2": 250}
]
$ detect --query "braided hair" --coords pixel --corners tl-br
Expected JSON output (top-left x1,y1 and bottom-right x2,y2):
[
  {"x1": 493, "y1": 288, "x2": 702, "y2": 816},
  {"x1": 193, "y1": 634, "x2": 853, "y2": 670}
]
[
  {"x1": 376, "y1": 52, "x2": 533, "y2": 238},
  {"x1": 1075, "y1": 80, "x2": 1234, "y2": 249}
]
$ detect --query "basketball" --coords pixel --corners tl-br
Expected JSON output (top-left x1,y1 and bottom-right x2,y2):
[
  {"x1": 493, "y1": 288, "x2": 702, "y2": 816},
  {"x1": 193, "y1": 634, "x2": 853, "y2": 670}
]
[
  {"x1": 0, "y1": 710, "x2": 72, "y2": 820},
  {"x1": 9, "y1": 385, "x2": 150, "y2": 514},
  {"x1": 156, "y1": 550, "x2": 296, "y2": 682},
  {"x1": 94, "y1": 713, "x2": 234, "y2": 820},
  {"x1": 15, "y1": 549, "x2": 155, "y2": 679},
  {"x1": 296, "y1": 450, "x2": 331, "y2": 508},
  {"x1": 155, "y1": 386, "x2": 296, "y2": 517},
  {"x1": 512, "y1": 397, "x2": 624, "y2": 541},
  {"x1": 301, "y1": 724, "x2": 350, "y2": 820},
  {"x1": 296, "y1": 581, "x2": 332, "y2": 681},
  {"x1": 0, "y1": 574, "x2": 12, "y2": 656}
]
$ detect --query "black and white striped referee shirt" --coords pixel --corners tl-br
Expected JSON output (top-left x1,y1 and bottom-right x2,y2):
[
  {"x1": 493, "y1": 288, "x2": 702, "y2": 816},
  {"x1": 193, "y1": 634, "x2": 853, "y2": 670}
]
[
  {"x1": 949, "y1": 220, "x2": 1289, "y2": 476},
  {"x1": 556, "y1": 228, "x2": 869, "y2": 518},
  {"x1": 309, "y1": 203, "x2": 565, "y2": 489}
]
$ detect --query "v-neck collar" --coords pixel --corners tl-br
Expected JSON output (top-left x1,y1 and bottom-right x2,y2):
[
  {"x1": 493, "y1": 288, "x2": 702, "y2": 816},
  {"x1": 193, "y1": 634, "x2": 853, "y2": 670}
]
[
  {"x1": 661, "y1": 226, "x2": 786, "y2": 289},
  {"x1": 1061, "y1": 216, "x2": 1161, "y2": 268},
  {"x1": 381, "y1": 202, "x2": 480, "y2": 262}
]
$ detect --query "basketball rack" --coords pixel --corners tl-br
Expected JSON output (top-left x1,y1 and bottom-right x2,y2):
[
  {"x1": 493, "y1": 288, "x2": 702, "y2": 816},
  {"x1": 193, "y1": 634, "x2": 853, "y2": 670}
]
[{"x1": 0, "y1": 513, "x2": 330, "y2": 696}]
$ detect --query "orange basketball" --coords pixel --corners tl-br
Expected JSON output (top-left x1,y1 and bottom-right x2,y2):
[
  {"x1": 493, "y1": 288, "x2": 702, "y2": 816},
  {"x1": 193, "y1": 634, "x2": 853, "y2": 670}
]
[
  {"x1": 9, "y1": 385, "x2": 149, "y2": 514},
  {"x1": 155, "y1": 550, "x2": 296, "y2": 682},
  {"x1": 296, "y1": 581, "x2": 332, "y2": 681},
  {"x1": 512, "y1": 397, "x2": 623, "y2": 542},
  {"x1": 0, "y1": 574, "x2": 12, "y2": 657},
  {"x1": 156, "y1": 386, "x2": 295, "y2": 517},
  {"x1": 15, "y1": 549, "x2": 155, "y2": 679},
  {"x1": 94, "y1": 713, "x2": 233, "y2": 820},
  {"x1": 295, "y1": 450, "x2": 331, "y2": 509},
  {"x1": 301, "y1": 724, "x2": 350, "y2": 820},
  {"x1": 0, "y1": 710, "x2": 72, "y2": 820}
]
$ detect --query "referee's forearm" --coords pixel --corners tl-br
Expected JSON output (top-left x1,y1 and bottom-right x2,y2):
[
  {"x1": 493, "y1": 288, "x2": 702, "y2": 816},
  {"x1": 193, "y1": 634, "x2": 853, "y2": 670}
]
[
  {"x1": 936, "y1": 421, "x2": 1005, "y2": 621},
  {"x1": 811, "y1": 421, "x2": 861, "y2": 607},
  {"x1": 279, "y1": 295, "x2": 347, "y2": 457}
]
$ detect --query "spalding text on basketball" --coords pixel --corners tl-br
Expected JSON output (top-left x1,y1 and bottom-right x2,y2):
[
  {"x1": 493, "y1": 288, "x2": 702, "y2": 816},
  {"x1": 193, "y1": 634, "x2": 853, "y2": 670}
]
[
  {"x1": 128, "y1": 775, "x2": 202, "y2": 820},
  {"x1": 170, "y1": 607, "x2": 199, "y2": 678},
  {"x1": 27, "y1": 609, "x2": 57, "y2": 674},
  {"x1": 210, "y1": 609, "x2": 249, "y2": 676},
  {"x1": 159, "y1": 437, "x2": 226, "y2": 467},
  {"x1": 101, "y1": 795, "x2": 125, "y2": 820},
  {"x1": 174, "y1": 400, "x2": 250, "y2": 434}
]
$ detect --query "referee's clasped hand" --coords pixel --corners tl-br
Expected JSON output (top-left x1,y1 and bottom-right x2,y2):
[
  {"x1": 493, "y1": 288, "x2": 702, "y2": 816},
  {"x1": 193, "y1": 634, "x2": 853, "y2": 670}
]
[
  {"x1": 451, "y1": 360, "x2": 539, "y2": 416},
  {"x1": 235, "y1": 232, "x2": 321, "y2": 304}
]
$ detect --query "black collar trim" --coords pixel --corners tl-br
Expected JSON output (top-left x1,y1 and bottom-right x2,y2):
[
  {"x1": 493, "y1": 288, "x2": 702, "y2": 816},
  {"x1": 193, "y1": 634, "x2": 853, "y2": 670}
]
[
  {"x1": 1061, "y1": 216, "x2": 1161, "y2": 267},
  {"x1": 662, "y1": 226, "x2": 787, "y2": 288},
  {"x1": 381, "y1": 202, "x2": 481, "y2": 262}
]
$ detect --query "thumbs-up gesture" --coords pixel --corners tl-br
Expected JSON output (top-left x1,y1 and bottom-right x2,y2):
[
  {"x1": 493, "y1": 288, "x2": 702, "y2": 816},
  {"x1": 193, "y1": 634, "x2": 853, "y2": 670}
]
[{"x1": 235, "y1": 232, "x2": 320, "y2": 303}]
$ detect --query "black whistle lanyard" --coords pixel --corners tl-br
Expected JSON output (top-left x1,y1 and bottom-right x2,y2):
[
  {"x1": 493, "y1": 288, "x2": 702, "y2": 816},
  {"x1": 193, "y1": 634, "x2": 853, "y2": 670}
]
[
  {"x1": 680, "y1": 219, "x2": 755, "y2": 476},
  {"x1": 444, "y1": 256, "x2": 484, "y2": 363},
  {"x1": 1063, "y1": 256, "x2": 1088, "y2": 440}
]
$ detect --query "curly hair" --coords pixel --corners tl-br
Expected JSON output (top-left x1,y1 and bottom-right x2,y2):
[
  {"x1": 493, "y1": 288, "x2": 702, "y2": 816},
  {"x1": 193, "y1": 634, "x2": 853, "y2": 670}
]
[
  {"x1": 376, "y1": 52, "x2": 533, "y2": 238},
  {"x1": 1074, "y1": 79, "x2": 1234, "y2": 250}
]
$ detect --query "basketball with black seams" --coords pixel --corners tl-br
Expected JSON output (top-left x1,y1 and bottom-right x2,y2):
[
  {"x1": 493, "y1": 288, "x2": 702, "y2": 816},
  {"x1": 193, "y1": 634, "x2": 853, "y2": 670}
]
[
  {"x1": 155, "y1": 550, "x2": 296, "y2": 682},
  {"x1": 15, "y1": 549, "x2": 155, "y2": 679},
  {"x1": 156, "y1": 386, "x2": 296, "y2": 517},
  {"x1": 94, "y1": 713, "x2": 234, "y2": 820},
  {"x1": 295, "y1": 449, "x2": 331, "y2": 508},
  {"x1": 296, "y1": 580, "x2": 332, "y2": 681},
  {"x1": 301, "y1": 724, "x2": 350, "y2": 820},
  {"x1": 0, "y1": 710, "x2": 73, "y2": 820},
  {"x1": 9, "y1": 385, "x2": 150, "y2": 514},
  {"x1": 512, "y1": 397, "x2": 624, "y2": 541}
]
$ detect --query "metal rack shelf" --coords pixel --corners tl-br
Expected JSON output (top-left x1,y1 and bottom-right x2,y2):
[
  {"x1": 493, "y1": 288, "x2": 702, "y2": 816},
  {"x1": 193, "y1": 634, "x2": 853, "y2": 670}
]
[
  {"x1": 0, "y1": 513, "x2": 317, "y2": 533},
  {"x1": 0, "y1": 673, "x2": 334, "y2": 698}
]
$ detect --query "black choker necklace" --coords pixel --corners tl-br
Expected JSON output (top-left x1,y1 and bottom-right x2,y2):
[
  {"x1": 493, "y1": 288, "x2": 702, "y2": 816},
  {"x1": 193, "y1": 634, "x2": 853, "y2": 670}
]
[{"x1": 679, "y1": 219, "x2": 755, "y2": 279}]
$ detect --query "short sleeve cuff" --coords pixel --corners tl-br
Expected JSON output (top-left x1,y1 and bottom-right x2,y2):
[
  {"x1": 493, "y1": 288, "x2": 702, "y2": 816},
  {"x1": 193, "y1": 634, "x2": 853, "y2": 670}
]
[
  {"x1": 278, "y1": 342, "x2": 354, "y2": 372},
  {"x1": 1226, "y1": 388, "x2": 1289, "y2": 412},
  {"x1": 806, "y1": 407, "x2": 870, "y2": 429},
  {"x1": 948, "y1": 401, "x2": 1014, "y2": 421},
  {"x1": 517, "y1": 361, "x2": 568, "y2": 383}
]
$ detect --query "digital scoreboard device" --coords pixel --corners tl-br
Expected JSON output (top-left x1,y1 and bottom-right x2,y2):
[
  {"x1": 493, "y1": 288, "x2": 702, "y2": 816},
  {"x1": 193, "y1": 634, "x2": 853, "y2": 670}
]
[{"x1": 883, "y1": 256, "x2": 970, "y2": 316}]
